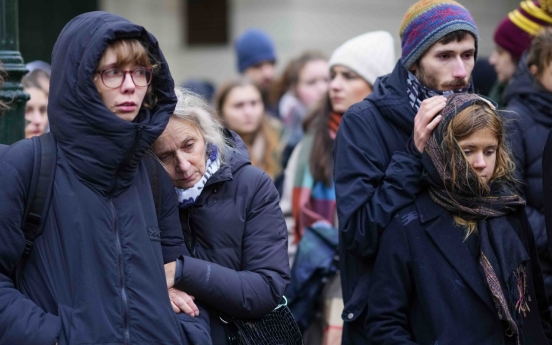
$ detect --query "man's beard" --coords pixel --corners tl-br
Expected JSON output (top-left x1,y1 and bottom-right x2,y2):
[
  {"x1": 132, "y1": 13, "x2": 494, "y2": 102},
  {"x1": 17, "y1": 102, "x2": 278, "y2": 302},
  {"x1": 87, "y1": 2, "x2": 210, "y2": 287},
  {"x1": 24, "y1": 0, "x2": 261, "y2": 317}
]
[{"x1": 415, "y1": 63, "x2": 470, "y2": 90}]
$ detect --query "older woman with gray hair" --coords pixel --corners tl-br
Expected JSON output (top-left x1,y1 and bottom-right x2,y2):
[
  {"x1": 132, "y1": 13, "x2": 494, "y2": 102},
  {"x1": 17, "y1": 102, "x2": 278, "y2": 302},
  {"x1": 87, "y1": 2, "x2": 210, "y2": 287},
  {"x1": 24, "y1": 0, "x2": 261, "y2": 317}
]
[{"x1": 154, "y1": 89, "x2": 290, "y2": 345}]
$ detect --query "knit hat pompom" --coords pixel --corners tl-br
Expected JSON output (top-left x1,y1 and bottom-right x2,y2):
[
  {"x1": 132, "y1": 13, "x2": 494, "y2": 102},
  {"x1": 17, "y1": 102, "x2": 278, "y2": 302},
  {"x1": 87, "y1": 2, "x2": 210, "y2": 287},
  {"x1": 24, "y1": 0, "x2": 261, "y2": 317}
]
[
  {"x1": 494, "y1": 1, "x2": 552, "y2": 61},
  {"x1": 542, "y1": 0, "x2": 552, "y2": 14},
  {"x1": 328, "y1": 31, "x2": 395, "y2": 86},
  {"x1": 400, "y1": 0, "x2": 479, "y2": 69},
  {"x1": 234, "y1": 29, "x2": 276, "y2": 73}
]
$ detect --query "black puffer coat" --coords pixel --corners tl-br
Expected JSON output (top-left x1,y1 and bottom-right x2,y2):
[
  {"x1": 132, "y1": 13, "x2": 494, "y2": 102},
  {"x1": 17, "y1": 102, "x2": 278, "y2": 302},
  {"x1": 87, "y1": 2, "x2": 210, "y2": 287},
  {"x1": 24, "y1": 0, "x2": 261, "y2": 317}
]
[
  {"x1": 504, "y1": 55, "x2": 552, "y2": 306},
  {"x1": 174, "y1": 130, "x2": 290, "y2": 345}
]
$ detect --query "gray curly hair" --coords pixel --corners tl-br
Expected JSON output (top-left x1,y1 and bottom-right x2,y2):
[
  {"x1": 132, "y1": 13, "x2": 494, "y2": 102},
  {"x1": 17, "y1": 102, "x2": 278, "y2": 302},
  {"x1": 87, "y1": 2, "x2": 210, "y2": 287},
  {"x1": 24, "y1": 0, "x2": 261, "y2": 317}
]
[{"x1": 171, "y1": 88, "x2": 229, "y2": 163}]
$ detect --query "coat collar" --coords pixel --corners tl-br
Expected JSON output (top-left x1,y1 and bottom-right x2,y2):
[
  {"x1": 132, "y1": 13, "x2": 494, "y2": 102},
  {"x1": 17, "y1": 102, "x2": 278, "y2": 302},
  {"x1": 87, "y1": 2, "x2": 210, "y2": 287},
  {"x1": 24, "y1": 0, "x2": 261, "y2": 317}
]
[{"x1": 415, "y1": 192, "x2": 496, "y2": 313}]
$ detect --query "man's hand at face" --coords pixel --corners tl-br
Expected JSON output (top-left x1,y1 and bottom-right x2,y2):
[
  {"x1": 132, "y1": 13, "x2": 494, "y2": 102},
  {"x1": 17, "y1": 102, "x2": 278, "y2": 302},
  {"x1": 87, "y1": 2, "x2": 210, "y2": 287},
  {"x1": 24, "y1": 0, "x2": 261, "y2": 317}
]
[
  {"x1": 168, "y1": 288, "x2": 199, "y2": 317},
  {"x1": 413, "y1": 96, "x2": 447, "y2": 153}
]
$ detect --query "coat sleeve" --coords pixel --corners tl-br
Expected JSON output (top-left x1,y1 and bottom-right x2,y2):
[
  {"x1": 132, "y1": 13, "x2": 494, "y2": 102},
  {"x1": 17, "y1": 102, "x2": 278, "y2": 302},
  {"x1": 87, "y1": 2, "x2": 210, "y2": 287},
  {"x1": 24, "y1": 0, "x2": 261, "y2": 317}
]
[
  {"x1": 333, "y1": 108, "x2": 423, "y2": 259},
  {"x1": 366, "y1": 214, "x2": 418, "y2": 345},
  {"x1": 155, "y1": 159, "x2": 190, "y2": 263},
  {"x1": 175, "y1": 171, "x2": 291, "y2": 319},
  {"x1": 175, "y1": 301, "x2": 212, "y2": 345},
  {"x1": 0, "y1": 152, "x2": 60, "y2": 345}
]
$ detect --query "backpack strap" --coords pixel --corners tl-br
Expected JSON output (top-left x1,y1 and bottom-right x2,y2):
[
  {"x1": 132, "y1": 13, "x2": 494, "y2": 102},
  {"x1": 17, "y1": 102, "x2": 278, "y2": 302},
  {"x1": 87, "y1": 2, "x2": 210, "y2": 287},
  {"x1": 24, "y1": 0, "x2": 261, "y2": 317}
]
[
  {"x1": 143, "y1": 151, "x2": 161, "y2": 219},
  {"x1": 21, "y1": 132, "x2": 57, "y2": 257}
]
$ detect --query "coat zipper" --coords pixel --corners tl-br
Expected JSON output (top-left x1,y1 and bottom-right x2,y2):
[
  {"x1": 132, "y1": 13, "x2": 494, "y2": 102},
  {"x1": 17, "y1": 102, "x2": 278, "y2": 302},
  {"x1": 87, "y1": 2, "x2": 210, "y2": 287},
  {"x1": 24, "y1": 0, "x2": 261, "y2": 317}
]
[
  {"x1": 109, "y1": 198, "x2": 131, "y2": 345},
  {"x1": 107, "y1": 125, "x2": 142, "y2": 344}
]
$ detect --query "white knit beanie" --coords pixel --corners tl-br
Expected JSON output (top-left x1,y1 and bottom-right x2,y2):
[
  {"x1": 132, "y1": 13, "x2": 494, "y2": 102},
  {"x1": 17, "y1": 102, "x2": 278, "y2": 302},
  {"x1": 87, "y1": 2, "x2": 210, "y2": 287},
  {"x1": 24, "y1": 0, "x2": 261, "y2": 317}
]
[{"x1": 329, "y1": 31, "x2": 396, "y2": 86}]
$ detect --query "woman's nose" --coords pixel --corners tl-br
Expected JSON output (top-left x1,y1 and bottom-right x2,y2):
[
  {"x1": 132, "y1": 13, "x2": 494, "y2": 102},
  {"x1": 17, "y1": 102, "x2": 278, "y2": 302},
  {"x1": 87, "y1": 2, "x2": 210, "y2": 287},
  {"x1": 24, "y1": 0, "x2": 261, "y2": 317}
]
[
  {"x1": 471, "y1": 153, "x2": 487, "y2": 169},
  {"x1": 120, "y1": 73, "x2": 136, "y2": 93},
  {"x1": 176, "y1": 153, "x2": 191, "y2": 172},
  {"x1": 330, "y1": 75, "x2": 342, "y2": 90}
]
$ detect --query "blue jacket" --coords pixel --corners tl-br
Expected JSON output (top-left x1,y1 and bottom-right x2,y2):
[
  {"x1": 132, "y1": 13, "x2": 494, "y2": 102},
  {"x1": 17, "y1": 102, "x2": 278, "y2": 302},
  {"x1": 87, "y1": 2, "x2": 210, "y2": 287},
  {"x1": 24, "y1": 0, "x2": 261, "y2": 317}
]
[
  {"x1": 174, "y1": 130, "x2": 290, "y2": 345},
  {"x1": 333, "y1": 61, "x2": 424, "y2": 344},
  {"x1": 0, "y1": 12, "x2": 210, "y2": 345},
  {"x1": 367, "y1": 192, "x2": 552, "y2": 345},
  {"x1": 504, "y1": 56, "x2": 552, "y2": 305}
]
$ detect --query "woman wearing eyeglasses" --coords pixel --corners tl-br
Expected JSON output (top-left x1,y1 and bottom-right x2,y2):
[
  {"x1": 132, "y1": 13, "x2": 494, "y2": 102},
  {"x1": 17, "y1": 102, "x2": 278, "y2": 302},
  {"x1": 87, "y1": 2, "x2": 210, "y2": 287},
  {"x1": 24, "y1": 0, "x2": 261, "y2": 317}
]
[{"x1": 0, "y1": 12, "x2": 211, "y2": 345}]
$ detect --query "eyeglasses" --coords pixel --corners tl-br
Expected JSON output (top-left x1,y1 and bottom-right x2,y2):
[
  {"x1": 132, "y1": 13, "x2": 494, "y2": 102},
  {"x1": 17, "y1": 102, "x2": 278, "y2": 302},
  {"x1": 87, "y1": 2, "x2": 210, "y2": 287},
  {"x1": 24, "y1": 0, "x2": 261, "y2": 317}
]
[{"x1": 96, "y1": 67, "x2": 153, "y2": 89}]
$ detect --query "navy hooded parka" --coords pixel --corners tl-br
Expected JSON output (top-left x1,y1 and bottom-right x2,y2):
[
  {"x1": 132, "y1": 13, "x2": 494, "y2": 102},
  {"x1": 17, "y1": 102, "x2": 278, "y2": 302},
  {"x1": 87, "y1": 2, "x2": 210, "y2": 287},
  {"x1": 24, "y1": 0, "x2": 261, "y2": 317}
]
[
  {"x1": 333, "y1": 61, "x2": 425, "y2": 344},
  {"x1": 0, "y1": 12, "x2": 210, "y2": 345}
]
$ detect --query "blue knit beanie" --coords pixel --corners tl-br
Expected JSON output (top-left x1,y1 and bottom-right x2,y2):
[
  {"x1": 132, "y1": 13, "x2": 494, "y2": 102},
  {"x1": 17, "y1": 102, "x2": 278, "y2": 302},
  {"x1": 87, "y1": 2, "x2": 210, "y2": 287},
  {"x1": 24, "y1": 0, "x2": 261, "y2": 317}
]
[{"x1": 235, "y1": 29, "x2": 276, "y2": 73}]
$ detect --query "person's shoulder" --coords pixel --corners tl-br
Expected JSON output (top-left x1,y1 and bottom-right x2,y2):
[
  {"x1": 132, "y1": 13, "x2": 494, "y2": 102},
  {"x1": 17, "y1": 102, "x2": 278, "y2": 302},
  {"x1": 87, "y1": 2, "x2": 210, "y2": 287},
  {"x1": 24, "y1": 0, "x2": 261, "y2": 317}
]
[
  {"x1": 235, "y1": 163, "x2": 273, "y2": 186},
  {"x1": 0, "y1": 138, "x2": 35, "y2": 176}
]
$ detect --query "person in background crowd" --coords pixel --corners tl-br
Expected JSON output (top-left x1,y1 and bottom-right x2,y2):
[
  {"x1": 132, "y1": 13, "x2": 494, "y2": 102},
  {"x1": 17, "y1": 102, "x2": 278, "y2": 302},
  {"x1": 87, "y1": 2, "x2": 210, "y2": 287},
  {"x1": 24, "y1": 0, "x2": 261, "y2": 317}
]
[
  {"x1": 367, "y1": 94, "x2": 552, "y2": 345},
  {"x1": 234, "y1": 29, "x2": 279, "y2": 117},
  {"x1": 154, "y1": 89, "x2": 289, "y2": 345},
  {"x1": 271, "y1": 50, "x2": 329, "y2": 169},
  {"x1": 181, "y1": 79, "x2": 216, "y2": 104},
  {"x1": 22, "y1": 72, "x2": 49, "y2": 138},
  {"x1": 215, "y1": 79, "x2": 282, "y2": 180},
  {"x1": 504, "y1": 26, "x2": 552, "y2": 311},
  {"x1": 0, "y1": 12, "x2": 211, "y2": 345},
  {"x1": 489, "y1": 0, "x2": 552, "y2": 107},
  {"x1": 26, "y1": 60, "x2": 51, "y2": 94},
  {"x1": 333, "y1": 1, "x2": 479, "y2": 343},
  {"x1": 471, "y1": 58, "x2": 497, "y2": 96},
  {"x1": 281, "y1": 31, "x2": 395, "y2": 345},
  {"x1": 544, "y1": 130, "x2": 552, "y2": 257}
]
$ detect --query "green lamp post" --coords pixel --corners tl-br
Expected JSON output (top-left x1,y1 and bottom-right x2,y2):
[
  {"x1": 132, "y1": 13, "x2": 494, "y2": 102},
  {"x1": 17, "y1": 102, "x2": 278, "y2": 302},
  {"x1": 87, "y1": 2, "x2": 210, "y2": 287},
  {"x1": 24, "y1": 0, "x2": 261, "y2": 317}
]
[{"x1": 0, "y1": 0, "x2": 28, "y2": 144}]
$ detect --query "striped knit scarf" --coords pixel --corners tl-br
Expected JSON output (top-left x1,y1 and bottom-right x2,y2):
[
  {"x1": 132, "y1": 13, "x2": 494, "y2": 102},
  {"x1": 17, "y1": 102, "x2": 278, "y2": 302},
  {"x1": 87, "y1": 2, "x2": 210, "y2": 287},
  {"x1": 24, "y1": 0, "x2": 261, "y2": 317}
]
[{"x1": 423, "y1": 93, "x2": 528, "y2": 344}]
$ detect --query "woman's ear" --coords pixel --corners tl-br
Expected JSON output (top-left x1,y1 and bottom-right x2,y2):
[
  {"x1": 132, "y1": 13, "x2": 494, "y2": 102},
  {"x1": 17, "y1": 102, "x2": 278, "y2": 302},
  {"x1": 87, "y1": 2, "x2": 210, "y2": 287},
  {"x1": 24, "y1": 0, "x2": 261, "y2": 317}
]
[{"x1": 530, "y1": 64, "x2": 539, "y2": 76}]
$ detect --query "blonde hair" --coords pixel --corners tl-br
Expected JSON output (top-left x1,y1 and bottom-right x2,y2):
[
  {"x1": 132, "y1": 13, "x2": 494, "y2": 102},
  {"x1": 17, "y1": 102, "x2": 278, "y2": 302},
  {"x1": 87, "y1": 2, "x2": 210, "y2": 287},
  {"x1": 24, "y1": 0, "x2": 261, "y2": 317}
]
[{"x1": 443, "y1": 103, "x2": 516, "y2": 237}]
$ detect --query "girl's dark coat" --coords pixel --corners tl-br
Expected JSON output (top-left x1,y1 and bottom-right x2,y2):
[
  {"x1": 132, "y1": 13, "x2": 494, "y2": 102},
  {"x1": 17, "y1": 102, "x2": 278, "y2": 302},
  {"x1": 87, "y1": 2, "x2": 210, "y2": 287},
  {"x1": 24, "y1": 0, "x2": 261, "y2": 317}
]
[{"x1": 366, "y1": 191, "x2": 552, "y2": 345}]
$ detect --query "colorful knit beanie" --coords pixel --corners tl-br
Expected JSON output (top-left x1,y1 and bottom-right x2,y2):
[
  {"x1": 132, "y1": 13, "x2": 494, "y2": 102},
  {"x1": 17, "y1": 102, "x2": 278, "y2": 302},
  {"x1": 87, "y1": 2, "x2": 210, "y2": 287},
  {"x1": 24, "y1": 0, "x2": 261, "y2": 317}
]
[
  {"x1": 235, "y1": 29, "x2": 276, "y2": 73},
  {"x1": 494, "y1": 0, "x2": 552, "y2": 61},
  {"x1": 400, "y1": 0, "x2": 479, "y2": 69}
]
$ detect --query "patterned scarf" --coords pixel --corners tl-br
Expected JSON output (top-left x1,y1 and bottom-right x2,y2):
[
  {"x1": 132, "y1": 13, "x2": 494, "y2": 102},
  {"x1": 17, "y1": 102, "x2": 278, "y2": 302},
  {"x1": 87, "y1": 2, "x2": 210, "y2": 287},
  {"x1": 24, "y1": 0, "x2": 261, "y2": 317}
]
[
  {"x1": 423, "y1": 93, "x2": 528, "y2": 344},
  {"x1": 176, "y1": 144, "x2": 220, "y2": 209},
  {"x1": 290, "y1": 113, "x2": 341, "y2": 243},
  {"x1": 406, "y1": 71, "x2": 472, "y2": 113}
]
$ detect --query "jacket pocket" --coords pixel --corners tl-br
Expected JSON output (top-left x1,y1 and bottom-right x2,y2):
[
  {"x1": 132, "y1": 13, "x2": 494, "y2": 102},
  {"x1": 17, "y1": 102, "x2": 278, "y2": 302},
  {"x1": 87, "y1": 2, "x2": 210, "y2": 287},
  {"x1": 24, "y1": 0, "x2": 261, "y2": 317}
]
[{"x1": 147, "y1": 226, "x2": 161, "y2": 242}]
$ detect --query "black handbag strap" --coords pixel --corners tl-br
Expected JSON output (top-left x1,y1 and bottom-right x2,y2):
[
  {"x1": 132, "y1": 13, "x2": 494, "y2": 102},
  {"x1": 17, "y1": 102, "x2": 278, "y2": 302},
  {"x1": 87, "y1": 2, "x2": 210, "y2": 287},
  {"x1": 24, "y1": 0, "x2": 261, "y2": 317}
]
[{"x1": 219, "y1": 296, "x2": 289, "y2": 324}]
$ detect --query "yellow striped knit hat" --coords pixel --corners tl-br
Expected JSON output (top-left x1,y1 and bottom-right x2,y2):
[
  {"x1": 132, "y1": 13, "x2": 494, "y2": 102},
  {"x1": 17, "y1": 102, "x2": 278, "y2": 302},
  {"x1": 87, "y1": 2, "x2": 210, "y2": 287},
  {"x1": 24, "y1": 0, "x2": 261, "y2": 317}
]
[{"x1": 494, "y1": 0, "x2": 552, "y2": 60}]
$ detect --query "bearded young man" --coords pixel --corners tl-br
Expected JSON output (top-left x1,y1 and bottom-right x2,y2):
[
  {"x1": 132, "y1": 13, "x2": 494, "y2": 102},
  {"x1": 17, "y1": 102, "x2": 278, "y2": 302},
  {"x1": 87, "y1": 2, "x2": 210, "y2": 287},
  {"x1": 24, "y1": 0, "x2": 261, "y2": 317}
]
[{"x1": 333, "y1": 1, "x2": 479, "y2": 343}]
